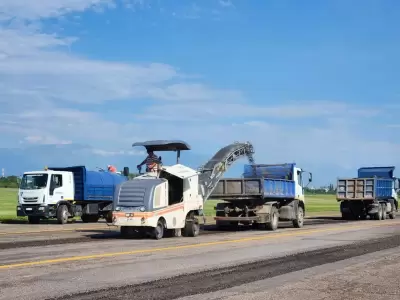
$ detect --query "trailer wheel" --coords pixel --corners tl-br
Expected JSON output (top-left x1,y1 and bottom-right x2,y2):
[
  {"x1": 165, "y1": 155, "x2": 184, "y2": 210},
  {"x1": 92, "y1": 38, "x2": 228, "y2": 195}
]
[
  {"x1": 28, "y1": 216, "x2": 41, "y2": 224},
  {"x1": 292, "y1": 206, "x2": 304, "y2": 228},
  {"x1": 266, "y1": 206, "x2": 278, "y2": 231},
  {"x1": 153, "y1": 219, "x2": 164, "y2": 240},
  {"x1": 56, "y1": 205, "x2": 68, "y2": 224}
]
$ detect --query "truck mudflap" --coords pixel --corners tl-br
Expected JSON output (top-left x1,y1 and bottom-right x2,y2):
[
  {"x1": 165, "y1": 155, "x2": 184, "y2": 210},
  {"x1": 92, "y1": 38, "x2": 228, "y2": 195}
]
[{"x1": 17, "y1": 204, "x2": 56, "y2": 218}]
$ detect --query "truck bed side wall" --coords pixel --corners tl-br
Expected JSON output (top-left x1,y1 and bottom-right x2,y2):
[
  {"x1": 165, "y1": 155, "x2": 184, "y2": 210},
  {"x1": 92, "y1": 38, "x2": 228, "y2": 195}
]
[
  {"x1": 49, "y1": 166, "x2": 127, "y2": 202},
  {"x1": 209, "y1": 178, "x2": 295, "y2": 200},
  {"x1": 337, "y1": 178, "x2": 393, "y2": 200}
]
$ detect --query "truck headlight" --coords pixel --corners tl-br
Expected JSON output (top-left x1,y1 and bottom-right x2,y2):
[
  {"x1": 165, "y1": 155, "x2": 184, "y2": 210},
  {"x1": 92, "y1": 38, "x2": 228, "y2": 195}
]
[
  {"x1": 39, "y1": 207, "x2": 45, "y2": 211},
  {"x1": 140, "y1": 206, "x2": 145, "y2": 212},
  {"x1": 115, "y1": 207, "x2": 121, "y2": 211}
]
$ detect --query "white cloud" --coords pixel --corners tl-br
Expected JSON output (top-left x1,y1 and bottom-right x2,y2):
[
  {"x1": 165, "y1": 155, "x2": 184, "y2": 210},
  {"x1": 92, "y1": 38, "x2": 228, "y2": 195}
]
[
  {"x1": 219, "y1": 0, "x2": 233, "y2": 8},
  {"x1": 21, "y1": 135, "x2": 72, "y2": 145},
  {"x1": 0, "y1": 0, "x2": 115, "y2": 21},
  {"x1": 91, "y1": 149, "x2": 145, "y2": 156}
]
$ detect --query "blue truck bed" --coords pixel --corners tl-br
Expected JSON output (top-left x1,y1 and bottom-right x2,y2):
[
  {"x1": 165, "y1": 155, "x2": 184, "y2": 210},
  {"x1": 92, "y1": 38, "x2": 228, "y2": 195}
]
[
  {"x1": 336, "y1": 178, "x2": 393, "y2": 200},
  {"x1": 209, "y1": 163, "x2": 296, "y2": 200},
  {"x1": 48, "y1": 166, "x2": 127, "y2": 202},
  {"x1": 209, "y1": 178, "x2": 295, "y2": 200}
]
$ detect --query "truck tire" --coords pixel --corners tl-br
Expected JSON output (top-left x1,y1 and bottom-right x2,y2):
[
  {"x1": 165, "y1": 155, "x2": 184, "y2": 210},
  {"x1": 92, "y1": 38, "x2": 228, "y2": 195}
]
[
  {"x1": 184, "y1": 219, "x2": 200, "y2": 237},
  {"x1": 381, "y1": 204, "x2": 386, "y2": 220},
  {"x1": 374, "y1": 204, "x2": 383, "y2": 221},
  {"x1": 57, "y1": 205, "x2": 68, "y2": 224},
  {"x1": 105, "y1": 212, "x2": 113, "y2": 223},
  {"x1": 28, "y1": 216, "x2": 41, "y2": 224},
  {"x1": 293, "y1": 206, "x2": 304, "y2": 228},
  {"x1": 389, "y1": 204, "x2": 396, "y2": 219},
  {"x1": 183, "y1": 212, "x2": 200, "y2": 237},
  {"x1": 266, "y1": 206, "x2": 278, "y2": 231},
  {"x1": 153, "y1": 219, "x2": 164, "y2": 240}
]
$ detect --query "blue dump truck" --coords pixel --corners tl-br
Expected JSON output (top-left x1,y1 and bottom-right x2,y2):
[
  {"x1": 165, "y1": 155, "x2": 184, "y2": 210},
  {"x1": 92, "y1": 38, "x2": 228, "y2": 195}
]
[
  {"x1": 337, "y1": 166, "x2": 399, "y2": 220},
  {"x1": 208, "y1": 163, "x2": 312, "y2": 231},
  {"x1": 17, "y1": 166, "x2": 129, "y2": 224}
]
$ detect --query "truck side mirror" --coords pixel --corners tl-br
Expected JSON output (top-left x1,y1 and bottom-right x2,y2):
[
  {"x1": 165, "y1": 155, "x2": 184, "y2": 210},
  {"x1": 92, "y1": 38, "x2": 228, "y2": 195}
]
[
  {"x1": 123, "y1": 167, "x2": 129, "y2": 177},
  {"x1": 309, "y1": 173, "x2": 312, "y2": 182}
]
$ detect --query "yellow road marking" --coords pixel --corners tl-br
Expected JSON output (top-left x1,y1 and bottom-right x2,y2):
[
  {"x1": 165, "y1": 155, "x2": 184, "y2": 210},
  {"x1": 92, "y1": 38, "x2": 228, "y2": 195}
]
[
  {"x1": 1, "y1": 220, "x2": 400, "y2": 270},
  {"x1": 0, "y1": 225, "x2": 115, "y2": 236}
]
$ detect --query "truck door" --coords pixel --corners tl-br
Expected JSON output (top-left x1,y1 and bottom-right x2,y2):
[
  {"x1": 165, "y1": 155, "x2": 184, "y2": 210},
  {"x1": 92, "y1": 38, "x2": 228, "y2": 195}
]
[
  {"x1": 295, "y1": 169, "x2": 303, "y2": 198},
  {"x1": 48, "y1": 173, "x2": 64, "y2": 204}
]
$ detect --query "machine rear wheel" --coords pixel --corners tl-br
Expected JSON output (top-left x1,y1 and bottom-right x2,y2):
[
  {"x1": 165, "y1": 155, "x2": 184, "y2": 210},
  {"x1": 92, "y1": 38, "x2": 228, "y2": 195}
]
[{"x1": 184, "y1": 213, "x2": 200, "y2": 237}]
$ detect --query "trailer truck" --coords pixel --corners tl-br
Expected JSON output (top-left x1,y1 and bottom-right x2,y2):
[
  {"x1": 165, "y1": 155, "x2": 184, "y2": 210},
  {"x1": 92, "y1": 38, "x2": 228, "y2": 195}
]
[
  {"x1": 208, "y1": 163, "x2": 312, "y2": 230},
  {"x1": 112, "y1": 140, "x2": 256, "y2": 239},
  {"x1": 17, "y1": 166, "x2": 129, "y2": 224},
  {"x1": 336, "y1": 166, "x2": 399, "y2": 220}
]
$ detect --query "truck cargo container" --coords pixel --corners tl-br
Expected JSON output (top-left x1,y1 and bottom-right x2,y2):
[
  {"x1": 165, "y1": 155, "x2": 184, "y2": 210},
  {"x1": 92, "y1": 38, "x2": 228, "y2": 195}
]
[
  {"x1": 17, "y1": 166, "x2": 129, "y2": 224},
  {"x1": 336, "y1": 166, "x2": 399, "y2": 220},
  {"x1": 208, "y1": 163, "x2": 312, "y2": 231}
]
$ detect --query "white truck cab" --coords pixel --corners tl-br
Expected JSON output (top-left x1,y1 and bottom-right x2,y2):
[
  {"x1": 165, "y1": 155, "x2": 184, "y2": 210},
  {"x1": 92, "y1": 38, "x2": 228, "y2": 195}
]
[{"x1": 17, "y1": 170, "x2": 74, "y2": 223}]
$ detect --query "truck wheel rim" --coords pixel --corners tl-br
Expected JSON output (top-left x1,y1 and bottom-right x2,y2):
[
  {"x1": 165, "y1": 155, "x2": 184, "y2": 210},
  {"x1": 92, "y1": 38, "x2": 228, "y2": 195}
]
[
  {"x1": 273, "y1": 212, "x2": 278, "y2": 226},
  {"x1": 62, "y1": 208, "x2": 67, "y2": 221}
]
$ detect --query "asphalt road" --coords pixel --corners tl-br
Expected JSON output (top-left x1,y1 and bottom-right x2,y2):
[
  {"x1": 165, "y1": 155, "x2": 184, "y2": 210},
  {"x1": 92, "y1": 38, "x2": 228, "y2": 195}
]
[
  {"x1": 0, "y1": 218, "x2": 400, "y2": 300},
  {"x1": 0, "y1": 216, "x2": 350, "y2": 249}
]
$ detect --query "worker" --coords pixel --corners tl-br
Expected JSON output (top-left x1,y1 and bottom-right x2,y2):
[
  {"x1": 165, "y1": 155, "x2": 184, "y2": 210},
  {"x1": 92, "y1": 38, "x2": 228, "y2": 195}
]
[
  {"x1": 137, "y1": 150, "x2": 161, "y2": 172},
  {"x1": 107, "y1": 165, "x2": 117, "y2": 173}
]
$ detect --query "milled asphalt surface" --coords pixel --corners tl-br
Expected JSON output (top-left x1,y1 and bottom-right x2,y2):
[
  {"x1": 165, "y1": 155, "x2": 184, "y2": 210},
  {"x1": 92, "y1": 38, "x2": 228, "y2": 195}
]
[
  {"x1": 54, "y1": 234, "x2": 400, "y2": 300},
  {"x1": 0, "y1": 218, "x2": 400, "y2": 300}
]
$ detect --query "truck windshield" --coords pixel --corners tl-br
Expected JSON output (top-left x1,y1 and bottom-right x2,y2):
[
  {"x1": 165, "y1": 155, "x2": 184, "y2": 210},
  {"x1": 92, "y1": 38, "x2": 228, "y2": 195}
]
[{"x1": 20, "y1": 174, "x2": 48, "y2": 190}]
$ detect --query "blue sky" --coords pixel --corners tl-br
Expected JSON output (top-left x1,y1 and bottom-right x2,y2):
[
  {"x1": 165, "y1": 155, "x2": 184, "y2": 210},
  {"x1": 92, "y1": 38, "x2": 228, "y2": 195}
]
[{"x1": 0, "y1": 0, "x2": 400, "y2": 185}]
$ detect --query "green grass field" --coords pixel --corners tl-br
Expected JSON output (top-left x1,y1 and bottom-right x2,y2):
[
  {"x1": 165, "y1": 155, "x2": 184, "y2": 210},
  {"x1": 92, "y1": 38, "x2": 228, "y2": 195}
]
[{"x1": 0, "y1": 188, "x2": 339, "y2": 222}]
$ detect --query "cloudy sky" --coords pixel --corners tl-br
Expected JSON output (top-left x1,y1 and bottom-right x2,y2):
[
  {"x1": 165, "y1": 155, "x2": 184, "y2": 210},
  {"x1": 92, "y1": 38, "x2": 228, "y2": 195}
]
[{"x1": 0, "y1": 0, "x2": 399, "y2": 185}]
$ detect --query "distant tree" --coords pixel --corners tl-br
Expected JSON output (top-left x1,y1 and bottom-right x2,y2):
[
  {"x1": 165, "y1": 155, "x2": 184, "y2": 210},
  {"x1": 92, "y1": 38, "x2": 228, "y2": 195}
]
[{"x1": 0, "y1": 176, "x2": 20, "y2": 188}]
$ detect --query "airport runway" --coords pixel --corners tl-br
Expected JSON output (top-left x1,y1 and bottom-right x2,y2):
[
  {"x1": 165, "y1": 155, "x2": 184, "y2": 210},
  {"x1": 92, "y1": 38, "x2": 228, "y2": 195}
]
[{"x1": 0, "y1": 217, "x2": 400, "y2": 300}]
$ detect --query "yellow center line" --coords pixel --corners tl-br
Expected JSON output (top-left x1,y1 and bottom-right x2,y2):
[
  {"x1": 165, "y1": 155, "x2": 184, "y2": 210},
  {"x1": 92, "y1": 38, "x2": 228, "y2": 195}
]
[{"x1": 1, "y1": 220, "x2": 400, "y2": 270}]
